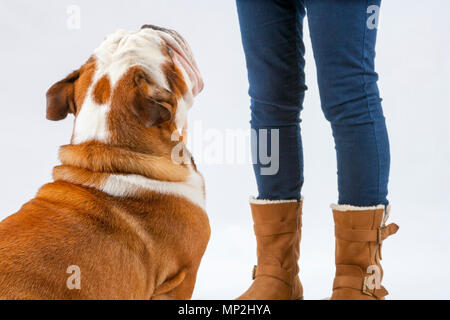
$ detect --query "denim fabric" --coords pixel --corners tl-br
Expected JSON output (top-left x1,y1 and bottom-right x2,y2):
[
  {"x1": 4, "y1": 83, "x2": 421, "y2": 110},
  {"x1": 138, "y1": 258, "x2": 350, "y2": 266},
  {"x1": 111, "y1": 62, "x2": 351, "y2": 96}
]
[{"x1": 237, "y1": 0, "x2": 390, "y2": 206}]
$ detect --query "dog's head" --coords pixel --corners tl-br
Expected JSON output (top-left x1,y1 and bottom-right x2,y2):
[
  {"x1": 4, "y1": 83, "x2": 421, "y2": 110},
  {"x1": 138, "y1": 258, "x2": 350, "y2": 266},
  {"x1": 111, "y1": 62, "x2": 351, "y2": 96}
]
[{"x1": 46, "y1": 26, "x2": 203, "y2": 151}]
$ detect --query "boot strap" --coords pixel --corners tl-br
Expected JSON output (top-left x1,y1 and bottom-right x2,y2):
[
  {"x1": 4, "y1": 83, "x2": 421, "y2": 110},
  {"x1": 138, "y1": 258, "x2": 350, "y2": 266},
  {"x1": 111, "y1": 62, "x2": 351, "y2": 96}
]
[
  {"x1": 252, "y1": 265, "x2": 294, "y2": 286},
  {"x1": 333, "y1": 275, "x2": 389, "y2": 299},
  {"x1": 335, "y1": 223, "x2": 399, "y2": 244},
  {"x1": 254, "y1": 218, "x2": 301, "y2": 236}
]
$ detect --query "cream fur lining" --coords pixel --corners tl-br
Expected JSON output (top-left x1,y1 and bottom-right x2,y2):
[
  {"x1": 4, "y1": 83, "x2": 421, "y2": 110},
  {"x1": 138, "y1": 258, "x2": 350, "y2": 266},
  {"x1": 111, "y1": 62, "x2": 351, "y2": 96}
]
[
  {"x1": 249, "y1": 196, "x2": 303, "y2": 205},
  {"x1": 330, "y1": 204, "x2": 387, "y2": 211}
]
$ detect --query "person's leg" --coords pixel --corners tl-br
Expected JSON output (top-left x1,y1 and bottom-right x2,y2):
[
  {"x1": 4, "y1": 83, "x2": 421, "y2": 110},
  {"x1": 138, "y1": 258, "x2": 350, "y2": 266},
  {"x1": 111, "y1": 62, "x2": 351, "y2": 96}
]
[
  {"x1": 235, "y1": 0, "x2": 306, "y2": 300},
  {"x1": 305, "y1": 0, "x2": 399, "y2": 300},
  {"x1": 306, "y1": 0, "x2": 389, "y2": 207},
  {"x1": 237, "y1": 0, "x2": 307, "y2": 201}
]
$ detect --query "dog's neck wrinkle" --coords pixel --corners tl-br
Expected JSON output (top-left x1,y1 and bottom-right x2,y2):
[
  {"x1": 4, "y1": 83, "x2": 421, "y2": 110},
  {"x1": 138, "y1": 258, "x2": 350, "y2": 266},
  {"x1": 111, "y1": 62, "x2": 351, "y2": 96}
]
[
  {"x1": 57, "y1": 143, "x2": 192, "y2": 182},
  {"x1": 51, "y1": 164, "x2": 206, "y2": 211},
  {"x1": 51, "y1": 148, "x2": 206, "y2": 210}
]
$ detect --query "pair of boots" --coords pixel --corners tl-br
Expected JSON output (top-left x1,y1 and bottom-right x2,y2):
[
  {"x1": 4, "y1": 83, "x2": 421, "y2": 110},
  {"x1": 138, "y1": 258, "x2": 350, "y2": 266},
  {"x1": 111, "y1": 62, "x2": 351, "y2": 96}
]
[{"x1": 237, "y1": 198, "x2": 399, "y2": 300}]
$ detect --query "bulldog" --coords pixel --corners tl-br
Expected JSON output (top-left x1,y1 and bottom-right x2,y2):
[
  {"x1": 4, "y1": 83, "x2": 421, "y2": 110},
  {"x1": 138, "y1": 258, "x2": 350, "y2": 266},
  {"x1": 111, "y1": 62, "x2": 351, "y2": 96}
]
[{"x1": 0, "y1": 25, "x2": 210, "y2": 300}]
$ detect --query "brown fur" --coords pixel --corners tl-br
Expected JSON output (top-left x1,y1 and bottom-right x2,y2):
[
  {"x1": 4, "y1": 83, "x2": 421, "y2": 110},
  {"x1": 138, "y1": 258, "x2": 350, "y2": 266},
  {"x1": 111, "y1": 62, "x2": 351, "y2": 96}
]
[
  {"x1": 74, "y1": 57, "x2": 96, "y2": 113},
  {"x1": 58, "y1": 143, "x2": 191, "y2": 182},
  {"x1": 92, "y1": 75, "x2": 111, "y2": 105},
  {"x1": 0, "y1": 32, "x2": 209, "y2": 300}
]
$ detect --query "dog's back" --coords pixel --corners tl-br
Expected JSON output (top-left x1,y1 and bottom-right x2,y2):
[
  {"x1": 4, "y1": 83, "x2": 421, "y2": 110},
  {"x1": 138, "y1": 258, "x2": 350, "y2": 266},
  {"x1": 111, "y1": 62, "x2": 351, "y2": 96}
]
[{"x1": 0, "y1": 180, "x2": 210, "y2": 300}]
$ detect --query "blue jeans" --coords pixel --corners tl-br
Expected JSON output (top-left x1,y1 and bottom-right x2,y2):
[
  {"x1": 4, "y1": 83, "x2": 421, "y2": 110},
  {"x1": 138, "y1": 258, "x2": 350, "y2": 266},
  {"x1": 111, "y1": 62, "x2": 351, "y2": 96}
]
[{"x1": 237, "y1": 0, "x2": 390, "y2": 206}]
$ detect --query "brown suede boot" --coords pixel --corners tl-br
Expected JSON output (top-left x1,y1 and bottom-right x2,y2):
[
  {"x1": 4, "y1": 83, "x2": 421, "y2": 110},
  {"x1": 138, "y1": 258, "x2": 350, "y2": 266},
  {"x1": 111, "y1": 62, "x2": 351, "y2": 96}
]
[
  {"x1": 237, "y1": 198, "x2": 303, "y2": 300},
  {"x1": 330, "y1": 205, "x2": 399, "y2": 300}
]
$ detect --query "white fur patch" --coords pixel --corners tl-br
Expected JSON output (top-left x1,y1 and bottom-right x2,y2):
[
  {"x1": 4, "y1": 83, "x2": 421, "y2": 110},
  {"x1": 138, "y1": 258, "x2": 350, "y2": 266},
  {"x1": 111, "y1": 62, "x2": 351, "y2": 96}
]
[
  {"x1": 72, "y1": 94, "x2": 109, "y2": 144},
  {"x1": 94, "y1": 29, "x2": 170, "y2": 91},
  {"x1": 174, "y1": 97, "x2": 190, "y2": 134},
  {"x1": 249, "y1": 196, "x2": 303, "y2": 205},
  {"x1": 101, "y1": 172, "x2": 205, "y2": 210}
]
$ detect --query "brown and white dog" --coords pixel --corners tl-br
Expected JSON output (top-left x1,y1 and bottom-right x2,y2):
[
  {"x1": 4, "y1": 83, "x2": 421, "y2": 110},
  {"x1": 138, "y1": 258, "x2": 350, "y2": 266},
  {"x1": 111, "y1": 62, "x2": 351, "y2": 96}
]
[{"x1": 0, "y1": 25, "x2": 210, "y2": 300}]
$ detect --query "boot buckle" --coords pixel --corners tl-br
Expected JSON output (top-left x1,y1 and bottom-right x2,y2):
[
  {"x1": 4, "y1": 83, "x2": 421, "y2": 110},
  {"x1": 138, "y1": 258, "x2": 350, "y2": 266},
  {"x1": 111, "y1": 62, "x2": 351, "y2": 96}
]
[{"x1": 252, "y1": 265, "x2": 257, "y2": 280}]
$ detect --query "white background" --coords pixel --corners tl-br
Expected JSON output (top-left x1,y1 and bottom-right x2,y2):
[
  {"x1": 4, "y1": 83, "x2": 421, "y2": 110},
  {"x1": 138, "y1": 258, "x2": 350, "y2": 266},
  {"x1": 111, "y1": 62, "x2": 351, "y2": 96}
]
[{"x1": 0, "y1": 0, "x2": 449, "y2": 300}]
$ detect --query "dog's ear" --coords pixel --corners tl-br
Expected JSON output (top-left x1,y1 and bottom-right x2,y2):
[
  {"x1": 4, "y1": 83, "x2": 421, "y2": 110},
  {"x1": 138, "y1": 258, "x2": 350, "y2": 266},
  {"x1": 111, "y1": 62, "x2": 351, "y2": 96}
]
[
  {"x1": 46, "y1": 70, "x2": 80, "y2": 121},
  {"x1": 132, "y1": 69, "x2": 176, "y2": 128}
]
